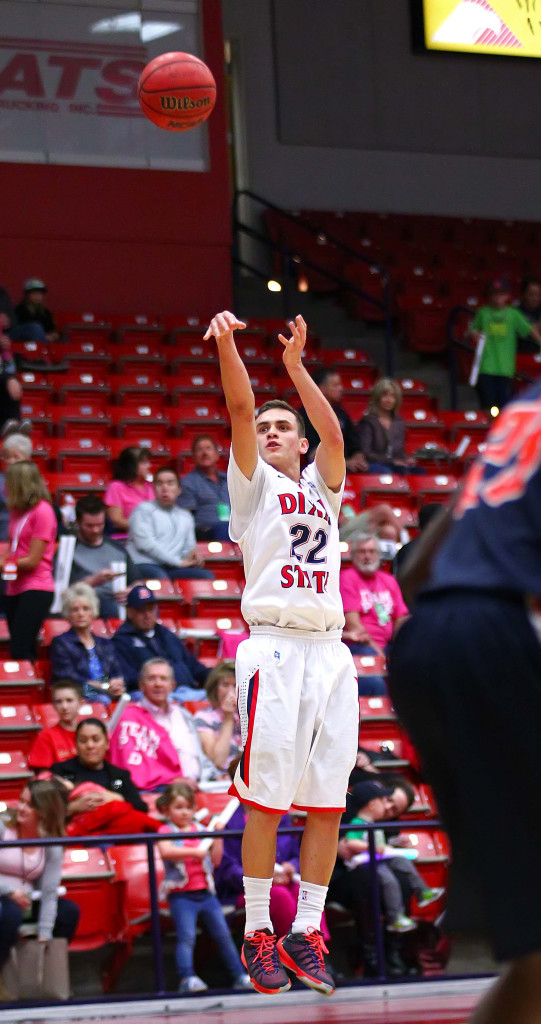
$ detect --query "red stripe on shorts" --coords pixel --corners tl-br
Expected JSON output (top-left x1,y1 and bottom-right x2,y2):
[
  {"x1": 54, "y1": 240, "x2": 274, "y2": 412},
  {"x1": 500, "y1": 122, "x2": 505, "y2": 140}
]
[{"x1": 240, "y1": 669, "x2": 259, "y2": 789}]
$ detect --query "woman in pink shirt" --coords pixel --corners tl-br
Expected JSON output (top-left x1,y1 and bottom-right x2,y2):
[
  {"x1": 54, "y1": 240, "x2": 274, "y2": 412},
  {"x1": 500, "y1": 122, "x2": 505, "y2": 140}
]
[
  {"x1": 105, "y1": 446, "x2": 154, "y2": 534},
  {"x1": 3, "y1": 460, "x2": 57, "y2": 660}
]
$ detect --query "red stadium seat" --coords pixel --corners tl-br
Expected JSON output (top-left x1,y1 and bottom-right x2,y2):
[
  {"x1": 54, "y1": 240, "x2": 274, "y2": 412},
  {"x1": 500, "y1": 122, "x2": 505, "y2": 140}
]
[
  {"x1": 58, "y1": 371, "x2": 111, "y2": 405},
  {"x1": 0, "y1": 661, "x2": 45, "y2": 705},
  {"x1": 194, "y1": 542, "x2": 244, "y2": 582},
  {"x1": 406, "y1": 830, "x2": 450, "y2": 892},
  {"x1": 0, "y1": 704, "x2": 40, "y2": 753},
  {"x1": 108, "y1": 843, "x2": 165, "y2": 940},
  {"x1": 408, "y1": 474, "x2": 459, "y2": 506},
  {"x1": 57, "y1": 312, "x2": 113, "y2": 346},
  {"x1": 62, "y1": 847, "x2": 120, "y2": 951},
  {"x1": 45, "y1": 471, "x2": 109, "y2": 502},
  {"x1": 174, "y1": 579, "x2": 244, "y2": 618},
  {"x1": 0, "y1": 750, "x2": 33, "y2": 799}
]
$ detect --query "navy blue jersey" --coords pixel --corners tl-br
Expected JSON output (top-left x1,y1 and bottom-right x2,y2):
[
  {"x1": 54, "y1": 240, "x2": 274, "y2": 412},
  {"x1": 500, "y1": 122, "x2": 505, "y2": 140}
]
[{"x1": 429, "y1": 382, "x2": 541, "y2": 596}]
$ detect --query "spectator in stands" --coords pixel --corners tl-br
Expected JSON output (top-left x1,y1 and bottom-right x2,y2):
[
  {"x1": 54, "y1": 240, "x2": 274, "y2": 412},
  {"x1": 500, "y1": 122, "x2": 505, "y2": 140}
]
[
  {"x1": 468, "y1": 278, "x2": 541, "y2": 411},
  {"x1": 0, "y1": 431, "x2": 32, "y2": 542},
  {"x1": 3, "y1": 461, "x2": 56, "y2": 660},
  {"x1": 340, "y1": 534, "x2": 409, "y2": 695},
  {"x1": 0, "y1": 779, "x2": 80, "y2": 998},
  {"x1": 336, "y1": 780, "x2": 443, "y2": 934},
  {"x1": 156, "y1": 781, "x2": 250, "y2": 993},
  {"x1": 127, "y1": 468, "x2": 214, "y2": 581},
  {"x1": 14, "y1": 279, "x2": 59, "y2": 343},
  {"x1": 193, "y1": 660, "x2": 242, "y2": 772},
  {"x1": 67, "y1": 494, "x2": 139, "y2": 618},
  {"x1": 108, "y1": 658, "x2": 216, "y2": 791},
  {"x1": 52, "y1": 718, "x2": 150, "y2": 824},
  {"x1": 178, "y1": 434, "x2": 231, "y2": 541},
  {"x1": 0, "y1": 283, "x2": 47, "y2": 342},
  {"x1": 105, "y1": 446, "x2": 154, "y2": 535},
  {"x1": 0, "y1": 323, "x2": 22, "y2": 433},
  {"x1": 50, "y1": 583, "x2": 125, "y2": 705},
  {"x1": 112, "y1": 584, "x2": 208, "y2": 700},
  {"x1": 358, "y1": 379, "x2": 420, "y2": 475},
  {"x1": 298, "y1": 368, "x2": 368, "y2": 473},
  {"x1": 28, "y1": 680, "x2": 85, "y2": 771}
]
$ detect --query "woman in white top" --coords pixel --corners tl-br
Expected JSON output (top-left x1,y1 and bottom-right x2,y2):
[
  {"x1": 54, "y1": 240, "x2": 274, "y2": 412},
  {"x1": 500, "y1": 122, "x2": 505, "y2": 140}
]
[{"x1": 0, "y1": 780, "x2": 80, "y2": 995}]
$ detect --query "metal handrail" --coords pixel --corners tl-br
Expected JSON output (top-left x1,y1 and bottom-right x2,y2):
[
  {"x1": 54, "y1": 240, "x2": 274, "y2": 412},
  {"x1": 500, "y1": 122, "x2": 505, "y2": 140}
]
[{"x1": 232, "y1": 189, "x2": 395, "y2": 376}]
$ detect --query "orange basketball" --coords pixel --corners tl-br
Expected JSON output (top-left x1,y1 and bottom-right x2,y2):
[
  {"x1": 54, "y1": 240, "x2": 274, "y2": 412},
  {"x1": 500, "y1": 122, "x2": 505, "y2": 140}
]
[{"x1": 137, "y1": 52, "x2": 216, "y2": 132}]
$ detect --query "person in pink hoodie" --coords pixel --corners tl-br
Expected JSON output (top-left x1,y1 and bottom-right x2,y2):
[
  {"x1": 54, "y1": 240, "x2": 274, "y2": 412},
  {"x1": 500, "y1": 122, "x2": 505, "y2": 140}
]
[{"x1": 108, "y1": 657, "x2": 215, "y2": 791}]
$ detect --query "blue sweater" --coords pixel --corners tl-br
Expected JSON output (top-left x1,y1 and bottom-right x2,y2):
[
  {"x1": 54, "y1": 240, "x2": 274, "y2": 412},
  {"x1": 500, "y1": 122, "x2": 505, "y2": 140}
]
[
  {"x1": 112, "y1": 620, "x2": 209, "y2": 693},
  {"x1": 50, "y1": 628, "x2": 121, "y2": 686}
]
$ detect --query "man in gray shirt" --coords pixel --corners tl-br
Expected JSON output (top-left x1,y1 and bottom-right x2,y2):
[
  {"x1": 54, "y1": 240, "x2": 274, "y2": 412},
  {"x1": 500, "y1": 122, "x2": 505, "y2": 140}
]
[
  {"x1": 69, "y1": 494, "x2": 139, "y2": 618},
  {"x1": 127, "y1": 467, "x2": 214, "y2": 580}
]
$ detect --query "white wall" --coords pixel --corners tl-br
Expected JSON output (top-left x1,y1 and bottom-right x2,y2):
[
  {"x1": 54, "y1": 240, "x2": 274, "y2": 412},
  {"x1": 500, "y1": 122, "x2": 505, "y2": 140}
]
[{"x1": 222, "y1": 0, "x2": 541, "y2": 220}]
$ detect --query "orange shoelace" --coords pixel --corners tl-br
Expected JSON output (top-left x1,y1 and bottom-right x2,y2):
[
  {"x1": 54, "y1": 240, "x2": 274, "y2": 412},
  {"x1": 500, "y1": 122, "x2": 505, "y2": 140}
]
[
  {"x1": 305, "y1": 927, "x2": 329, "y2": 968},
  {"x1": 247, "y1": 931, "x2": 279, "y2": 971}
]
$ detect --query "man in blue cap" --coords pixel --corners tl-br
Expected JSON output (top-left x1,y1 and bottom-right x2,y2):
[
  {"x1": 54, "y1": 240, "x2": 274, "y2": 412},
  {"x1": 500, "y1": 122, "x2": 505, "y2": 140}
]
[{"x1": 112, "y1": 584, "x2": 208, "y2": 702}]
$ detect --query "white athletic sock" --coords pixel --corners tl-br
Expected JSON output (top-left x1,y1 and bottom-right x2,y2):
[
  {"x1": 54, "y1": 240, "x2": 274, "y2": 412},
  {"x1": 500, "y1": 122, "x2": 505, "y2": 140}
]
[
  {"x1": 243, "y1": 876, "x2": 273, "y2": 935},
  {"x1": 291, "y1": 880, "x2": 328, "y2": 934}
]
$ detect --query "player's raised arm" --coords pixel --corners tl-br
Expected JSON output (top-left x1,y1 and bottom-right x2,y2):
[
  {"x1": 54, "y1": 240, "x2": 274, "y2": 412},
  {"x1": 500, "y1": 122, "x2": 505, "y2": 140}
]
[
  {"x1": 279, "y1": 316, "x2": 345, "y2": 491},
  {"x1": 204, "y1": 311, "x2": 258, "y2": 480}
]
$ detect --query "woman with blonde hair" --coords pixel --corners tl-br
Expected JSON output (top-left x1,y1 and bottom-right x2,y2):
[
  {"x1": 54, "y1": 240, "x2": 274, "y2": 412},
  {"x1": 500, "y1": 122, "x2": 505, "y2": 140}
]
[
  {"x1": 0, "y1": 780, "x2": 80, "y2": 997},
  {"x1": 3, "y1": 460, "x2": 57, "y2": 660},
  {"x1": 50, "y1": 582, "x2": 125, "y2": 704},
  {"x1": 358, "y1": 378, "x2": 418, "y2": 474},
  {"x1": 193, "y1": 660, "x2": 242, "y2": 772}
]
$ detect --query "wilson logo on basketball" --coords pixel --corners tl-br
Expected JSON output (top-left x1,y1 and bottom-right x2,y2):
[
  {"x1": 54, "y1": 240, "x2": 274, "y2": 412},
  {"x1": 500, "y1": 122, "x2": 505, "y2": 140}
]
[{"x1": 160, "y1": 95, "x2": 211, "y2": 111}]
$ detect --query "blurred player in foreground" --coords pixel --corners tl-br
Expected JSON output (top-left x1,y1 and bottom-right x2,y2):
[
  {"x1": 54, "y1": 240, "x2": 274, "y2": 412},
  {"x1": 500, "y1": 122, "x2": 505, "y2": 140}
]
[
  {"x1": 203, "y1": 311, "x2": 358, "y2": 996},
  {"x1": 389, "y1": 381, "x2": 541, "y2": 1024}
]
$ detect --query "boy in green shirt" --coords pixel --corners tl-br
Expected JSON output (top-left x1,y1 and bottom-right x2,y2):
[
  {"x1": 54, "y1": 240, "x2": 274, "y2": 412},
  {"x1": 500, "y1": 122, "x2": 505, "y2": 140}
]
[{"x1": 469, "y1": 278, "x2": 541, "y2": 412}]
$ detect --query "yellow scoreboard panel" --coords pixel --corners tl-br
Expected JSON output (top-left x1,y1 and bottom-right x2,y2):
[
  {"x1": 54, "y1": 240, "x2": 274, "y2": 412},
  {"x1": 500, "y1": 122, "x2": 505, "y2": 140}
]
[{"x1": 422, "y1": 0, "x2": 541, "y2": 57}]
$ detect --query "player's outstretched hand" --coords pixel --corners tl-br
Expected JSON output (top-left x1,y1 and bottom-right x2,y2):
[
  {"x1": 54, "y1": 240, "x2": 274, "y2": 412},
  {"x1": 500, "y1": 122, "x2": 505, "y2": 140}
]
[
  {"x1": 278, "y1": 315, "x2": 307, "y2": 367},
  {"x1": 203, "y1": 310, "x2": 246, "y2": 342}
]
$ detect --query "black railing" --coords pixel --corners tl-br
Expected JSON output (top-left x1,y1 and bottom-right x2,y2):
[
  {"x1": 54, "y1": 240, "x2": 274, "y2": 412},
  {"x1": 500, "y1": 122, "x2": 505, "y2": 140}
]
[{"x1": 232, "y1": 190, "x2": 395, "y2": 376}]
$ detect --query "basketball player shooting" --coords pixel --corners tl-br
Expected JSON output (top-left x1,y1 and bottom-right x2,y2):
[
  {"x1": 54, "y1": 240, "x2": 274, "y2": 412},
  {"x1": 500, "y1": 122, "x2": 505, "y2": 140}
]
[{"x1": 203, "y1": 311, "x2": 359, "y2": 996}]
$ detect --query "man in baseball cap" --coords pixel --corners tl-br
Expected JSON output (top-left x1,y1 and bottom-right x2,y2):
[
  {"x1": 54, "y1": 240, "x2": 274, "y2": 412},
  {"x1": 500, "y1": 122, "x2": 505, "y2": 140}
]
[{"x1": 112, "y1": 584, "x2": 208, "y2": 701}]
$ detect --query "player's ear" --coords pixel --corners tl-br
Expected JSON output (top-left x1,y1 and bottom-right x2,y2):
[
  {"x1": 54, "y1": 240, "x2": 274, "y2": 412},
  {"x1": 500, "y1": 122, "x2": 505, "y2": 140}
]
[{"x1": 299, "y1": 437, "x2": 309, "y2": 455}]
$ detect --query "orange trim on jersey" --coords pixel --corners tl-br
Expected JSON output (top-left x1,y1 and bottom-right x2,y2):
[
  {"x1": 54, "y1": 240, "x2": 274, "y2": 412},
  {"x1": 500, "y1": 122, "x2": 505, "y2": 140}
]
[
  {"x1": 239, "y1": 669, "x2": 259, "y2": 789},
  {"x1": 290, "y1": 802, "x2": 346, "y2": 813},
  {"x1": 228, "y1": 783, "x2": 287, "y2": 815}
]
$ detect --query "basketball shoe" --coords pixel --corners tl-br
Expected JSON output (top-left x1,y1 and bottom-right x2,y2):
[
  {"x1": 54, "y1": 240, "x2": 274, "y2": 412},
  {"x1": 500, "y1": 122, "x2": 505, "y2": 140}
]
[
  {"x1": 241, "y1": 928, "x2": 291, "y2": 994},
  {"x1": 277, "y1": 927, "x2": 335, "y2": 995}
]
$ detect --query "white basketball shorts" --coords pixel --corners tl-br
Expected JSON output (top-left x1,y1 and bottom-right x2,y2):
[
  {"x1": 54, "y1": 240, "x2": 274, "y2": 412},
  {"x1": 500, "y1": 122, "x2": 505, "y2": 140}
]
[{"x1": 230, "y1": 627, "x2": 359, "y2": 813}]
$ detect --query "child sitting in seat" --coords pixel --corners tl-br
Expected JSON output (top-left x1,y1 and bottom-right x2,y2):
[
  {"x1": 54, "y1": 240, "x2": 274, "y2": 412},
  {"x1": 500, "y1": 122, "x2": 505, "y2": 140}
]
[
  {"x1": 340, "y1": 780, "x2": 444, "y2": 934},
  {"x1": 156, "y1": 782, "x2": 251, "y2": 994}
]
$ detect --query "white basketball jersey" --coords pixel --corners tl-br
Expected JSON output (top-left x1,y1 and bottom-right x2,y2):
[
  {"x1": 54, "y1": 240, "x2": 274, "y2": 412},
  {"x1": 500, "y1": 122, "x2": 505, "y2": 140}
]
[{"x1": 228, "y1": 453, "x2": 345, "y2": 632}]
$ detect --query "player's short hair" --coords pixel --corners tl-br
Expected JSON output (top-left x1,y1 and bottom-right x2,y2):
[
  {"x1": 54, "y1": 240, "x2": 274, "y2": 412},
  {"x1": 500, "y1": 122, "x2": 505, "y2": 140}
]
[{"x1": 256, "y1": 400, "x2": 305, "y2": 439}]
